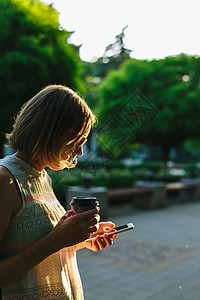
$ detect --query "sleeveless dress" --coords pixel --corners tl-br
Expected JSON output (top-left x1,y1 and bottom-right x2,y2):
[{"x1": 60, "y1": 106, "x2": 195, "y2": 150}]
[{"x1": 0, "y1": 155, "x2": 84, "y2": 300}]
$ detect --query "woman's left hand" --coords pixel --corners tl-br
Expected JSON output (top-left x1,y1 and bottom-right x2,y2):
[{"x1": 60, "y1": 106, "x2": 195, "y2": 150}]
[{"x1": 84, "y1": 222, "x2": 117, "y2": 252}]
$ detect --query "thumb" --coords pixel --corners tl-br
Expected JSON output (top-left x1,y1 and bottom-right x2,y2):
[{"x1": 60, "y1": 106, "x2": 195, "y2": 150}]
[{"x1": 100, "y1": 222, "x2": 115, "y2": 230}]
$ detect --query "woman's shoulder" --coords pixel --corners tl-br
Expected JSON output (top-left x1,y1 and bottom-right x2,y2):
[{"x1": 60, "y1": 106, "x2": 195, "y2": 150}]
[
  {"x1": 0, "y1": 166, "x2": 22, "y2": 215},
  {"x1": 0, "y1": 165, "x2": 13, "y2": 186},
  {"x1": 0, "y1": 167, "x2": 19, "y2": 243}
]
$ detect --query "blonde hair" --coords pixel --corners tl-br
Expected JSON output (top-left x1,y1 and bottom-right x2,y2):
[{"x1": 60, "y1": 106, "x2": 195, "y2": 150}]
[{"x1": 6, "y1": 85, "x2": 96, "y2": 169}]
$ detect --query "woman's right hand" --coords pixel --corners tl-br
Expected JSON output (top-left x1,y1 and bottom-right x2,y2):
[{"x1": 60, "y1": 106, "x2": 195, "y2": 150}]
[{"x1": 52, "y1": 208, "x2": 99, "y2": 250}]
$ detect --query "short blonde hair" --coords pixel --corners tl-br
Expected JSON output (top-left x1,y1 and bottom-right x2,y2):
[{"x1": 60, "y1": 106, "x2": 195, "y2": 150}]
[{"x1": 6, "y1": 85, "x2": 96, "y2": 169}]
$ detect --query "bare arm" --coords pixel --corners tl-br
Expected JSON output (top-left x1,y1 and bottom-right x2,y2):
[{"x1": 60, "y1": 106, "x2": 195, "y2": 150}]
[{"x1": 0, "y1": 167, "x2": 98, "y2": 287}]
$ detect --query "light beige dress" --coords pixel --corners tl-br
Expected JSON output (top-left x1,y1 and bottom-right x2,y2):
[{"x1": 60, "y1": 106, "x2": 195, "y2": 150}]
[{"x1": 0, "y1": 155, "x2": 84, "y2": 300}]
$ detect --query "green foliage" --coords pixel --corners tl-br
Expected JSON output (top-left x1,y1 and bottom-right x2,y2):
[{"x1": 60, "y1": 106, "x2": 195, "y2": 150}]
[
  {"x1": 92, "y1": 168, "x2": 136, "y2": 188},
  {"x1": 0, "y1": 0, "x2": 81, "y2": 156},
  {"x1": 97, "y1": 54, "x2": 200, "y2": 163},
  {"x1": 80, "y1": 26, "x2": 132, "y2": 111},
  {"x1": 49, "y1": 163, "x2": 154, "y2": 191},
  {"x1": 137, "y1": 161, "x2": 162, "y2": 173},
  {"x1": 50, "y1": 169, "x2": 83, "y2": 193},
  {"x1": 49, "y1": 159, "x2": 200, "y2": 199}
]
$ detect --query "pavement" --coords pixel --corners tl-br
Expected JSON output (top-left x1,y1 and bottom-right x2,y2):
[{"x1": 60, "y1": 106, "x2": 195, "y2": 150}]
[{"x1": 77, "y1": 202, "x2": 200, "y2": 300}]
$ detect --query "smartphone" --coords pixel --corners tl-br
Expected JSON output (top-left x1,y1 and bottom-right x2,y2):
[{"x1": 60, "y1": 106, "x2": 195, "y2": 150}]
[{"x1": 86, "y1": 222, "x2": 134, "y2": 242}]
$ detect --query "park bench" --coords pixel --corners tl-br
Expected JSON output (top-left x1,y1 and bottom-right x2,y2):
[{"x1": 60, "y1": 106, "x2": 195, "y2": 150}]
[
  {"x1": 166, "y1": 182, "x2": 196, "y2": 191},
  {"x1": 108, "y1": 186, "x2": 161, "y2": 209},
  {"x1": 108, "y1": 182, "x2": 199, "y2": 209},
  {"x1": 65, "y1": 180, "x2": 200, "y2": 218},
  {"x1": 166, "y1": 182, "x2": 197, "y2": 204},
  {"x1": 108, "y1": 186, "x2": 152, "y2": 203}
]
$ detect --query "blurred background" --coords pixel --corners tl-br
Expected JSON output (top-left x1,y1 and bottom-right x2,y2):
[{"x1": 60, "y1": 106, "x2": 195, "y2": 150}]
[{"x1": 1, "y1": 1, "x2": 200, "y2": 299}]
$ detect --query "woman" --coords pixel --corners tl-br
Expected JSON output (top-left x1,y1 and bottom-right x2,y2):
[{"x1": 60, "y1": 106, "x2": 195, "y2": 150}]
[{"x1": 0, "y1": 85, "x2": 116, "y2": 299}]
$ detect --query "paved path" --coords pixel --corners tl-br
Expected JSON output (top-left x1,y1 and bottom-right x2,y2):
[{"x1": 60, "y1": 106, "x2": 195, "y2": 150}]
[{"x1": 77, "y1": 202, "x2": 200, "y2": 300}]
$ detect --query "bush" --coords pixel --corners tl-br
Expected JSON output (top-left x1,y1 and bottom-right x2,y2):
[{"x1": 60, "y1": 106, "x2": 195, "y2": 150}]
[
  {"x1": 142, "y1": 160, "x2": 162, "y2": 173},
  {"x1": 93, "y1": 168, "x2": 134, "y2": 188},
  {"x1": 49, "y1": 159, "x2": 199, "y2": 198}
]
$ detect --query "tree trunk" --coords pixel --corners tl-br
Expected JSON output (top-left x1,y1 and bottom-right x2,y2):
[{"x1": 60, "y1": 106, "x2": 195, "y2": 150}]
[{"x1": 162, "y1": 146, "x2": 171, "y2": 178}]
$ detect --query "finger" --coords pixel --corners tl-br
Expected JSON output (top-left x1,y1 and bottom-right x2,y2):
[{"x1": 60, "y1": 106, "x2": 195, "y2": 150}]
[
  {"x1": 91, "y1": 239, "x2": 100, "y2": 251},
  {"x1": 66, "y1": 210, "x2": 73, "y2": 218},
  {"x1": 111, "y1": 234, "x2": 118, "y2": 240},
  {"x1": 100, "y1": 228, "x2": 117, "y2": 237},
  {"x1": 103, "y1": 233, "x2": 113, "y2": 246},
  {"x1": 62, "y1": 211, "x2": 72, "y2": 219},
  {"x1": 100, "y1": 222, "x2": 115, "y2": 230},
  {"x1": 95, "y1": 235, "x2": 106, "y2": 250},
  {"x1": 87, "y1": 215, "x2": 99, "y2": 227},
  {"x1": 90, "y1": 226, "x2": 97, "y2": 234},
  {"x1": 98, "y1": 222, "x2": 115, "y2": 232},
  {"x1": 96, "y1": 214, "x2": 101, "y2": 223},
  {"x1": 106, "y1": 231, "x2": 118, "y2": 240},
  {"x1": 76, "y1": 208, "x2": 98, "y2": 220}
]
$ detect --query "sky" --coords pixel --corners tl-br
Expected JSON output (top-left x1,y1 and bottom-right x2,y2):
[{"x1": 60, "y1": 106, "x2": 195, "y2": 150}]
[{"x1": 42, "y1": 0, "x2": 200, "y2": 62}]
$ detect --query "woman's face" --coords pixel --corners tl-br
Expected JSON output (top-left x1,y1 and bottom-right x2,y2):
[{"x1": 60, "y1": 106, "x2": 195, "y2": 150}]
[
  {"x1": 47, "y1": 136, "x2": 88, "y2": 171},
  {"x1": 63, "y1": 136, "x2": 87, "y2": 160}
]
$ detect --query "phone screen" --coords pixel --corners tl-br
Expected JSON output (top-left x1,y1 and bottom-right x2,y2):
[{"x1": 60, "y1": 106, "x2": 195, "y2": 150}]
[
  {"x1": 86, "y1": 223, "x2": 134, "y2": 242},
  {"x1": 114, "y1": 224, "x2": 130, "y2": 231},
  {"x1": 109, "y1": 223, "x2": 134, "y2": 235}
]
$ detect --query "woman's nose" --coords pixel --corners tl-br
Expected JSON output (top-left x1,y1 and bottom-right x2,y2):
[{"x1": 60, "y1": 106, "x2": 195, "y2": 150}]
[{"x1": 74, "y1": 146, "x2": 83, "y2": 156}]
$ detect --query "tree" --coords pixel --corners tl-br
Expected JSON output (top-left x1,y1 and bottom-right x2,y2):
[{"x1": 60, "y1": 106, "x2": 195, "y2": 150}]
[
  {"x1": 97, "y1": 54, "x2": 200, "y2": 167},
  {"x1": 82, "y1": 25, "x2": 132, "y2": 82},
  {"x1": 80, "y1": 25, "x2": 132, "y2": 108},
  {"x1": 102, "y1": 25, "x2": 132, "y2": 68},
  {"x1": 79, "y1": 26, "x2": 133, "y2": 159},
  {"x1": 0, "y1": 0, "x2": 81, "y2": 157}
]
